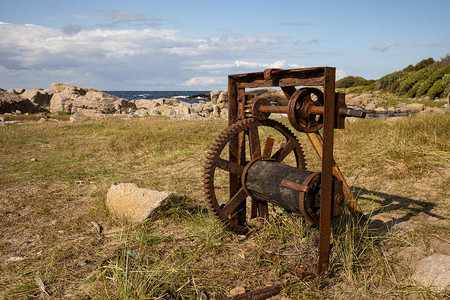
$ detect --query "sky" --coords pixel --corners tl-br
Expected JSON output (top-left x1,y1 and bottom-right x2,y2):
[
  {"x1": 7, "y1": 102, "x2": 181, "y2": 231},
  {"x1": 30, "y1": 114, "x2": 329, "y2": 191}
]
[{"x1": 0, "y1": 0, "x2": 449, "y2": 91}]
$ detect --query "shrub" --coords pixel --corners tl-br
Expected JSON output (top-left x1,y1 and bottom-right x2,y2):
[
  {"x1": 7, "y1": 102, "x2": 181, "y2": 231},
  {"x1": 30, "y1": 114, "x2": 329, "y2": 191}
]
[
  {"x1": 434, "y1": 53, "x2": 450, "y2": 67},
  {"x1": 413, "y1": 57, "x2": 435, "y2": 70},
  {"x1": 427, "y1": 79, "x2": 446, "y2": 98},
  {"x1": 396, "y1": 68, "x2": 435, "y2": 96},
  {"x1": 336, "y1": 76, "x2": 371, "y2": 88},
  {"x1": 376, "y1": 71, "x2": 406, "y2": 91},
  {"x1": 415, "y1": 65, "x2": 450, "y2": 97},
  {"x1": 375, "y1": 56, "x2": 450, "y2": 97}
]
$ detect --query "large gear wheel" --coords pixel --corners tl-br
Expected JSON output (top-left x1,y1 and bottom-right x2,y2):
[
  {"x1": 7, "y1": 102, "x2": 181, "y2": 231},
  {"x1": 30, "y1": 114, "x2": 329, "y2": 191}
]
[{"x1": 202, "y1": 118, "x2": 307, "y2": 233}]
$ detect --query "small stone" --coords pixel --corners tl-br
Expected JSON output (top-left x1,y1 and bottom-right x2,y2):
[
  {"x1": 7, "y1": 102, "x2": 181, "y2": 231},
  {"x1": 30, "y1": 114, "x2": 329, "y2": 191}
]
[
  {"x1": 230, "y1": 286, "x2": 246, "y2": 296},
  {"x1": 364, "y1": 103, "x2": 376, "y2": 112},
  {"x1": 374, "y1": 106, "x2": 386, "y2": 114},
  {"x1": 7, "y1": 256, "x2": 25, "y2": 262},
  {"x1": 30, "y1": 157, "x2": 38, "y2": 162},
  {"x1": 90, "y1": 221, "x2": 103, "y2": 234}
]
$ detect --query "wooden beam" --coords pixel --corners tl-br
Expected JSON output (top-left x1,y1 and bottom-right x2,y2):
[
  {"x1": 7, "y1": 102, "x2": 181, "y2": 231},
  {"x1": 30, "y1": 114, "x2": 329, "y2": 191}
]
[{"x1": 305, "y1": 132, "x2": 361, "y2": 213}]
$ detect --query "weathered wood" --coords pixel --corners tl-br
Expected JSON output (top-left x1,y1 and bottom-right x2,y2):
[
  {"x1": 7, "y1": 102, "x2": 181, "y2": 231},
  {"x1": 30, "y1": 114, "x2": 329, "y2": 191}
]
[
  {"x1": 237, "y1": 77, "x2": 324, "y2": 89},
  {"x1": 306, "y1": 132, "x2": 361, "y2": 213},
  {"x1": 229, "y1": 67, "x2": 325, "y2": 82},
  {"x1": 281, "y1": 86, "x2": 297, "y2": 100},
  {"x1": 228, "y1": 77, "x2": 238, "y2": 125},
  {"x1": 244, "y1": 161, "x2": 319, "y2": 213}
]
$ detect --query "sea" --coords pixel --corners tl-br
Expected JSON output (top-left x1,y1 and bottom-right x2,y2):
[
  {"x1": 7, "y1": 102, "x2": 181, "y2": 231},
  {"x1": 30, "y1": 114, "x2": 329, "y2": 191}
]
[{"x1": 103, "y1": 91, "x2": 211, "y2": 104}]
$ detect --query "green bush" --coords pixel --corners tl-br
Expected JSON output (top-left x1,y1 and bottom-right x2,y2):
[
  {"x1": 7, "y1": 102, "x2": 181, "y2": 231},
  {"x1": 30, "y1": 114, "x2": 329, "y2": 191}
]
[
  {"x1": 396, "y1": 68, "x2": 432, "y2": 95},
  {"x1": 336, "y1": 76, "x2": 372, "y2": 88},
  {"x1": 415, "y1": 65, "x2": 450, "y2": 97},
  {"x1": 413, "y1": 57, "x2": 435, "y2": 70},
  {"x1": 375, "y1": 55, "x2": 450, "y2": 97},
  {"x1": 376, "y1": 71, "x2": 406, "y2": 91},
  {"x1": 427, "y1": 79, "x2": 446, "y2": 98},
  {"x1": 444, "y1": 74, "x2": 450, "y2": 95}
]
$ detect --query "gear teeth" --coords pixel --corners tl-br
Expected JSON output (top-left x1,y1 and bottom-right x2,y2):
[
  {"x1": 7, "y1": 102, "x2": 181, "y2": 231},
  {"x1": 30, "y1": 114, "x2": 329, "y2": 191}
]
[
  {"x1": 202, "y1": 117, "x2": 307, "y2": 232},
  {"x1": 204, "y1": 163, "x2": 213, "y2": 170}
]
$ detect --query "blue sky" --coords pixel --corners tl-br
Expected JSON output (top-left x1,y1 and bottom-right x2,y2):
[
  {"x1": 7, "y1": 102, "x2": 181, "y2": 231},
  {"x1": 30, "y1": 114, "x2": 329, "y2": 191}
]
[{"x1": 1, "y1": 0, "x2": 449, "y2": 90}]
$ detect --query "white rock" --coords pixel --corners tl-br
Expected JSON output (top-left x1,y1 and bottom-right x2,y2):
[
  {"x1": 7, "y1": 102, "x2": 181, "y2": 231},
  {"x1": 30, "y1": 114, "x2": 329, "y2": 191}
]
[
  {"x1": 69, "y1": 108, "x2": 107, "y2": 122},
  {"x1": 21, "y1": 88, "x2": 48, "y2": 106},
  {"x1": 412, "y1": 254, "x2": 450, "y2": 291},
  {"x1": 134, "y1": 99, "x2": 160, "y2": 110},
  {"x1": 210, "y1": 90, "x2": 221, "y2": 103},
  {"x1": 161, "y1": 108, "x2": 175, "y2": 117},
  {"x1": 364, "y1": 103, "x2": 376, "y2": 112},
  {"x1": 106, "y1": 183, "x2": 182, "y2": 223},
  {"x1": 398, "y1": 103, "x2": 424, "y2": 113},
  {"x1": 217, "y1": 91, "x2": 228, "y2": 104},
  {"x1": 420, "y1": 107, "x2": 445, "y2": 115},
  {"x1": 212, "y1": 105, "x2": 220, "y2": 117},
  {"x1": 374, "y1": 106, "x2": 387, "y2": 114}
]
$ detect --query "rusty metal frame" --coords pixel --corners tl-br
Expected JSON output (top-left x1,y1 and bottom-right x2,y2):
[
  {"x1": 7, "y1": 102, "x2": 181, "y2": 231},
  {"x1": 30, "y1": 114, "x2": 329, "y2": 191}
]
[{"x1": 228, "y1": 67, "x2": 336, "y2": 275}]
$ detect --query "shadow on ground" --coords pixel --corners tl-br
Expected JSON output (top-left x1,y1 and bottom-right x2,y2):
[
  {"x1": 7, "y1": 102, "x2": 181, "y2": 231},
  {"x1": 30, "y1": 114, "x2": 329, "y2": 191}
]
[{"x1": 352, "y1": 187, "x2": 445, "y2": 232}]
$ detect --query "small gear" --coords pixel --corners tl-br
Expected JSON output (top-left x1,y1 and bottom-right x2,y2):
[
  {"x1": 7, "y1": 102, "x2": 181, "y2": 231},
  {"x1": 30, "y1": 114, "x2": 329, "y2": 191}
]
[{"x1": 202, "y1": 118, "x2": 307, "y2": 232}]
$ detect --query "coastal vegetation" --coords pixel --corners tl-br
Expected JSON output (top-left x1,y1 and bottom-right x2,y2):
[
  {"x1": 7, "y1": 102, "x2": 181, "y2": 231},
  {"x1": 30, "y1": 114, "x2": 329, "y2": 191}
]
[
  {"x1": 337, "y1": 54, "x2": 450, "y2": 99},
  {"x1": 0, "y1": 112, "x2": 449, "y2": 298}
]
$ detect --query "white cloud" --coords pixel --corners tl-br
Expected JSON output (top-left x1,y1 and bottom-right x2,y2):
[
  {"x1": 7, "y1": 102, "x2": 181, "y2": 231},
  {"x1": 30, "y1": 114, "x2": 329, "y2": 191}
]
[
  {"x1": 336, "y1": 68, "x2": 346, "y2": 80},
  {"x1": 417, "y1": 40, "x2": 450, "y2": 47},
  {"x1": 372, "y1": 41, "x2": 398, "y2": 52},
  {"x1": 193, "y1": 60, "x2": 302, "y2": 70},
  {"x1": 179, "y1": 76, "x2": 226, "y2": 86},
  {"x1": 103, "y1": 10, "x2": 163, "y2": 28},
  {"x1": 0, "y1": 22, "x2": 308, "y2": 89}
]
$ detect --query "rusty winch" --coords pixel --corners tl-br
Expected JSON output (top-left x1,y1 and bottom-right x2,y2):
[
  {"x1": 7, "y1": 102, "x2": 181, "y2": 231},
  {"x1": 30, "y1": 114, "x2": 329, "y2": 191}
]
[{"x1": 202, "y1": 67, "x2": 365, "y2": 276}]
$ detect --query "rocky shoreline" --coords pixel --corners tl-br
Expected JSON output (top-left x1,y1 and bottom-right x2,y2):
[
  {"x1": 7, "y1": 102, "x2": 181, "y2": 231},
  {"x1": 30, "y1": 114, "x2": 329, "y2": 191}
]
[{"x1": 1, "y1": 83, "x2": 448, "y2": 124}]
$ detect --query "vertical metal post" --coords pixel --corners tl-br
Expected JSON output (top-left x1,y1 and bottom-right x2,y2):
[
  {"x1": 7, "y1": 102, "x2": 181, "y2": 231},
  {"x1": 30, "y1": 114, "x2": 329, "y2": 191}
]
[
  {"x1": 317, "y1": 67, "x2": 336, "y2": 274},
  {"x1": 228, "y1": 77, "x2": 239, "y2": 200},
  {"x1": 228, "y1": 78, "x2": 247, "y2": 226}
]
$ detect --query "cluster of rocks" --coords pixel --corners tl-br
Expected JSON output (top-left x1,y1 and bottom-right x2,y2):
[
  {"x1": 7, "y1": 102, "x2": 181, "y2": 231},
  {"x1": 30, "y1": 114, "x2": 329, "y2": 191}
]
[
  {"x1": 0, "y1": 83, "x2": 233, "y2": 122},
  {"x1": 2, "y1": 84, "x2": 447, "y2": 123},
  {"x1": 132, "y1": 97, "x2": 228, "y2": 120},
  {"x1": 0, "y1": 88, "x2": 49, "y2": 114},
  {"x1": 346, "y1": 93, "x2": 448, "y2": 116}
]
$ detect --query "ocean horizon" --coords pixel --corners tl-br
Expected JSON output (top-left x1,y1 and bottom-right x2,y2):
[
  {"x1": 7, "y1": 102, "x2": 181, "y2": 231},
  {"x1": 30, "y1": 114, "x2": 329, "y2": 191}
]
[{"x1": 103, "y1": 90, "x2": 211, "y2": 104}]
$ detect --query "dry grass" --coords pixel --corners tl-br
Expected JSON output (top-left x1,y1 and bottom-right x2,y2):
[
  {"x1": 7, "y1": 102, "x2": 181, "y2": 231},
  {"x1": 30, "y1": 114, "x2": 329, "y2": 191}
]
[{"x1": 0, "y1": 113, "x2": 449, "y2": 299}]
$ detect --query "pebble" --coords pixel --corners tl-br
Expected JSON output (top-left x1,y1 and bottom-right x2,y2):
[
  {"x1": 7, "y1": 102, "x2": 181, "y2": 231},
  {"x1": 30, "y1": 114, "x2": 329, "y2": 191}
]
[{"x1": 230, "y1": 286, "x2": 246, "y2": 296}]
